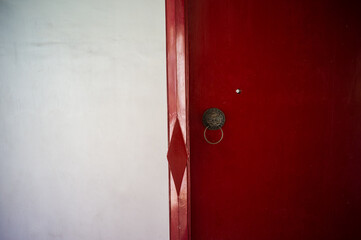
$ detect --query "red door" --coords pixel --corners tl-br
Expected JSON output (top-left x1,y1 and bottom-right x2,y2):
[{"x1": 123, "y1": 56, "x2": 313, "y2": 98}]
[{"x1": 166, "y1": 1, "x2": 361, "y2": 239}]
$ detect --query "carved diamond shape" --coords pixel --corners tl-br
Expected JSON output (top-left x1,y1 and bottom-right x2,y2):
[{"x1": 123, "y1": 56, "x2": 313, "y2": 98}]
[{"x1": 167, "y1": 119, "x2": 188, "y2": 195}]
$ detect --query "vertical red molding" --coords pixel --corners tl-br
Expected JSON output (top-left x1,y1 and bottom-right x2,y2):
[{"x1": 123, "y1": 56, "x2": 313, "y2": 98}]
[{"x1": 165, "y1": 0, "x2": 190, "y2": 239}]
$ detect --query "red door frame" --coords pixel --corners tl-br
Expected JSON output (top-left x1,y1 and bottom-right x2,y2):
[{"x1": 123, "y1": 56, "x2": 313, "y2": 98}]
[{"x1": 165, "y1": 0, "x2": 190, "y2": 239}]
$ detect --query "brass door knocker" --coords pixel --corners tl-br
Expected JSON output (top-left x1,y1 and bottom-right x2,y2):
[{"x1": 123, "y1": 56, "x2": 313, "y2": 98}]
[{"x1": 202, "y1": 108, "x2": 225, "y2": 144}]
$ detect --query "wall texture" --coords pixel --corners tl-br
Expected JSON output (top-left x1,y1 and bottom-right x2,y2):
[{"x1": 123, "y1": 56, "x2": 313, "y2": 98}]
[{"x1": 0, "y1": 0, "x2": 168, "y2": 239}]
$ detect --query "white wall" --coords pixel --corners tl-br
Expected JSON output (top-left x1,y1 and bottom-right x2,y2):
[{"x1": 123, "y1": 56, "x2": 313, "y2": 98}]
[{"x1": 0, "y1": 0, "x2": 168, "y2": 239}]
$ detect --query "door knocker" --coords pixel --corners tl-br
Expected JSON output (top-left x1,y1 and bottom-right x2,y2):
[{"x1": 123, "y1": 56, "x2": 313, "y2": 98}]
[{"x1": 202, "y1": 108, "x2": 225, "y2": 144}]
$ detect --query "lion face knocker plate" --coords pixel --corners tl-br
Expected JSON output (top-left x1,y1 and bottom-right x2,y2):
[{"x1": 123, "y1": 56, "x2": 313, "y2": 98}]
[
  {"x1": 202, "y1": 108, "x2": 225, "y2": 144},
  {"x1": 202, "y1": 108, "x2": 225, "y2": 130}
]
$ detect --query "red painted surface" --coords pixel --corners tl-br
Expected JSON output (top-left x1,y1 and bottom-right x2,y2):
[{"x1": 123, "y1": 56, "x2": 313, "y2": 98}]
[
  {"x1": 187, "y1": 0, "x2": 361, "y2": 240},
  {"x1": 166, "y1": 0, "x2": 190, "y2": 239},
  {"x1": 168, "y1": 119, "x2": 188, "y2": 195}
]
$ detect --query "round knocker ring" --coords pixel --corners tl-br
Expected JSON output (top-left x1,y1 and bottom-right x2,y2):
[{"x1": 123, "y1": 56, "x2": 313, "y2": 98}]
[
  {"x1": 202, "y1": 108, "x2": 226, "y2": 145},
  {"x1": 203, "y1": 126, "x2": 224, "y2": 144}
]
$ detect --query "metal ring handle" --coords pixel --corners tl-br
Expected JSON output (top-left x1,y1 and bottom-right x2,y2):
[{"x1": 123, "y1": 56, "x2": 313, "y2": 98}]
[{"x1": 204, "y1": 126, "x2": 224, "y2": 144}]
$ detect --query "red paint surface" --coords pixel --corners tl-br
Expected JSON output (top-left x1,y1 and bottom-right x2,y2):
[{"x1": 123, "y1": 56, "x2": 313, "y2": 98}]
[
  {"x1": 188, "y1": 0, "x2": 361, "y2": 239},
  {"x1": 167, "y1": 119, "x2": 188, "y2": 195},
  {"x1": 166, "y1": 0, "x2": 190, "y2": 239}
]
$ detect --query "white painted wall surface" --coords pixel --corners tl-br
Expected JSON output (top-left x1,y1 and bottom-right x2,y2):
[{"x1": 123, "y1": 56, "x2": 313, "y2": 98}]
[{"x1": 0, "y1": 0, "x2": 168, "y2": 239}]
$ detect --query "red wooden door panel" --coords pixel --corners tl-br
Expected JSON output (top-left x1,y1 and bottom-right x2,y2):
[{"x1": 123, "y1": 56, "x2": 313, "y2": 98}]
[{"x1": 187, "y1": 0, "x2": 361, "y2": 239}]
